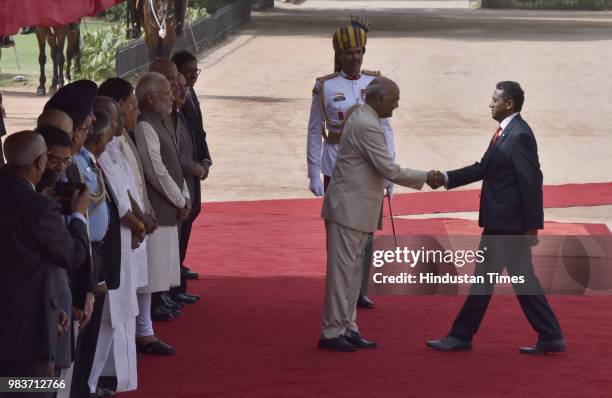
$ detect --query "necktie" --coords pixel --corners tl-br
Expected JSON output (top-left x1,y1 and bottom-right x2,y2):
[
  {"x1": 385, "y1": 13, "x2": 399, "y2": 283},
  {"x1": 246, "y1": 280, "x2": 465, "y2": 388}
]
[{"x1": 491, "y1": 126, "x2": 502, "y2": 146}]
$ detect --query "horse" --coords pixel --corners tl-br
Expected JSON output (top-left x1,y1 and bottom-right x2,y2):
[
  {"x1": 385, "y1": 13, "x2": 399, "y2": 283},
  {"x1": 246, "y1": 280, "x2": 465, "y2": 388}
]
[
  {"x1": 143, "y1": 0, "x2": 178, "y2": 60},
  {"x1": 35, "y1": 24, "x2": 81, "y2": 96}
]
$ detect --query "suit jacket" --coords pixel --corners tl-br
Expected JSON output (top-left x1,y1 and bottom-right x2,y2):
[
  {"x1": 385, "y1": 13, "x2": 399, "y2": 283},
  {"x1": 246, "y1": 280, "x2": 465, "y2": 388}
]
[
  {"x1": 322, "y1": 104, "x2": 427, "y2": 233},
  {"x1": 446, "y1": 114, "x2": 543, "y2": 232},
  {"x1": 177, "y1": 110, "x2": 201, "y2": 214},
  {"x1": 0, "y1": 169, "x2": 89, "y2": 361},
  {"x1": 182, "y1": 86, "x2": 212, "y2": 163}
]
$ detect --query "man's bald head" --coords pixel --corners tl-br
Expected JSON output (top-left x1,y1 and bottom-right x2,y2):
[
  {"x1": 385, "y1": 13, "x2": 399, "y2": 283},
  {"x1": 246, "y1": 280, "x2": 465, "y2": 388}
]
[
  {"x1": 3, "y1": 131, "x2": 47, "y2": 168},
  {"x1": 365, "y1": 77, "x2": 398, "y2": 101},
  {"x1": 37, "y1": 109, "x2": 73, "y2": 135},
  {"x1": 365, "y1": 76, "x2": 400, "y2": 118},
  {"x1": 148, "y1": 58, "x2": 179, "y2": 83}
]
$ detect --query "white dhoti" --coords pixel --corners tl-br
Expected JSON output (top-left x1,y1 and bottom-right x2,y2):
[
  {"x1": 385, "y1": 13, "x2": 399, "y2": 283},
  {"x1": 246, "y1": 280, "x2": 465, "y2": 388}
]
[
  {"x1": 88, "y1": 225, "x2": 139, "y2": 394},
  {"x1": 133, "y1": 241, "x2": 148, "y2": 289},
  {"x1": 137, "y1": 225, "x2": 180, "y2": 293},
  {"x1": 88, "y1": 295, "x2": 138, "y2": 393}
]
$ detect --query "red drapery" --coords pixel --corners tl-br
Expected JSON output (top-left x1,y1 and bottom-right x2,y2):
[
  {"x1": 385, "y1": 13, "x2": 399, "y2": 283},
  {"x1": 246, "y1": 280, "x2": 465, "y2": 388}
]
[{"x1": 0, "y1": 0, "x2": 124, "y2": 35}]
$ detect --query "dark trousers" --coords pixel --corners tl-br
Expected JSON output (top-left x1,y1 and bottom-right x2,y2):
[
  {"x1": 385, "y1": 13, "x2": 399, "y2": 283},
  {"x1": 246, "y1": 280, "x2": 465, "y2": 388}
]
[
  {"x1": 169, "y1": 196, "x2": 202, "y2": 296},
  {"x1": 69, "y1": 244, "x2": 105, "y2": 398},
  {"x1": 449, "y1": 232, "x2": 563, "y2": 342}
]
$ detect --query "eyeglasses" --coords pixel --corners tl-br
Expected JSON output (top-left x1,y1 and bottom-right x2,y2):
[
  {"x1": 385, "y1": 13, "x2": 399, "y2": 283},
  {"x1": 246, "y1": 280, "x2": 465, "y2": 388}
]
[{"x1": 46, "y1": 153, "x2": 73, "y2": 167}]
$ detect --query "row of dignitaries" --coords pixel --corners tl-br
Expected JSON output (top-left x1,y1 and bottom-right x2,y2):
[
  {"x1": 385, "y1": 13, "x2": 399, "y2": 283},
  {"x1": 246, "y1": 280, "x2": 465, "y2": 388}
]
[{"x1": 0, "y1": 51, "x2": 212, "y2": 397}]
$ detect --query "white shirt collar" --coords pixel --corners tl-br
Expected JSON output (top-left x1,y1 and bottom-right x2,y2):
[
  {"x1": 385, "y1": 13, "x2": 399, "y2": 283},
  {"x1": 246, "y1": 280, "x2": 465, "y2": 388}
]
[{"x1": 500, "y1": 112, "x2": 520, "y2": 131}]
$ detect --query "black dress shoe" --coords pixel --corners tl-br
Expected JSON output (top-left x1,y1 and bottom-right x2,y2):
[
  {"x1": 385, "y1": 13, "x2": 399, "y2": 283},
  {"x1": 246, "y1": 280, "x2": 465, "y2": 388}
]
[
  {"x1": 161, "y1": 292, "x2": 184, "y2": 309},
  {"x1": 426, "y1": 336, "x2": 472, "y2": 351},
  {"x1": 137, "y1": 339, "x2": 176, "y2": 356},
  {"x1": 357, "y1": 295, "x2": 375, "y2": 309},
  {"x1": 97, "y1": 376, "x2": 117, "y2": 393},
  {"x1": 318, "y1": 336, "x2": 357, "y2": 352},
  {"x1": 519, "y1": 339, "x2": 566, "y2": 355},
  {"x1": 344, "y1": 331, "x2": 378, "y2": 349},
  {"x1": 171, "y1": 292, "x2": 199, "y2": 304},
  {"x1": 181, "y1": 265, "x2": 200, "y2": 280},
  {"x1": 165, "y1": 305, "x2": 181, "y2": 318},
  {"x1": 184, "y1": 292, "x2": 200, "y2": 301},
  {"x1": 151, "y1": 306, "x2": 174, "y2": 322}
]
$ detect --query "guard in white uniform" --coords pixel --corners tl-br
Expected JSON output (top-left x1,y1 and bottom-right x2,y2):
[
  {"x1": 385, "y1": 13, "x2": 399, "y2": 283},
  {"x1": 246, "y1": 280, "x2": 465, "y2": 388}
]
[{"x1": 307, "y1": 16, "x2": 395, "y2": 309}]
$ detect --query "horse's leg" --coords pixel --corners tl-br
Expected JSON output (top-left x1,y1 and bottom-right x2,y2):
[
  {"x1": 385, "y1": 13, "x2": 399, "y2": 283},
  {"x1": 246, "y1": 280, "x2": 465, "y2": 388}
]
[
  {"x1": 175, "y1": 0, "x2": 188, "y2": 37},
  {"x1": 35, "y1": 28, "x2": 47, "y2": 96},
  {"x1": 127, "y1": 0, "x2": 141, "y2": 38},
  {"x1": 76, "y1": 27, "x2": 81, "y2": 74},
  {"x1": 55, "y1": 27, "x2": 67, "y2": 88},
  {"x1": 67, "y1": 34, "x2": 79, "y2": 80},
  {"x1": 47, "y1": 35, "x2": 58, "y2": 95},
  {"x1": 65, "y1": 28, "x2": 75, "y2": 81}
]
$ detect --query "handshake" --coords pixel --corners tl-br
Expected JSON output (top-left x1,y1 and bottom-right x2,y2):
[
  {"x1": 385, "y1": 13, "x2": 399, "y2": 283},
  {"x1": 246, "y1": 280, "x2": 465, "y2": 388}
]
[{"x1": 426, "y1": 170, "x2": 445, "y2": 190}]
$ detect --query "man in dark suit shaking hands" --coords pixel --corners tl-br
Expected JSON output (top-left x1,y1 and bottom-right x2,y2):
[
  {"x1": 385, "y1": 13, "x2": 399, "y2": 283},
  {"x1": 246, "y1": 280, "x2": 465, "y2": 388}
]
[{"x1": 426, "y1": 81, "x2": 565, "y2": 355}]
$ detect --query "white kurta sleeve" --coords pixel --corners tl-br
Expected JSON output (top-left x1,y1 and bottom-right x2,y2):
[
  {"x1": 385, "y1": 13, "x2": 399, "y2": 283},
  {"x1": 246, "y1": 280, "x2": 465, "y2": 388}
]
[
  {"x1": 135, "y1": 121, "x2": 186, "y2": 209},
  {"x1": 306, "y1": 81, "x2": 324, "y2": 178}
]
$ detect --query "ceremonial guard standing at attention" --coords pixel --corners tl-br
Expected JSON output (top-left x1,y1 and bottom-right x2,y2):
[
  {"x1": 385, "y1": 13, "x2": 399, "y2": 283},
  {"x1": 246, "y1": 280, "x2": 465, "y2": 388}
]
[{"x1": 307, "y1": 16, "x2": 396, "y2": 309}]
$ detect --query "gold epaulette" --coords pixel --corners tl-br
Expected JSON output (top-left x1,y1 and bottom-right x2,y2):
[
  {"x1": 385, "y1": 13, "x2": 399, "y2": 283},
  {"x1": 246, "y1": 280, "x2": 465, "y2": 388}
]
[
  {"x1": 312, "y1": 72, "x2": 339, "y2": 95},
  {"x1": 361, "y1": 69, "x2": 382, "y2": 77}
]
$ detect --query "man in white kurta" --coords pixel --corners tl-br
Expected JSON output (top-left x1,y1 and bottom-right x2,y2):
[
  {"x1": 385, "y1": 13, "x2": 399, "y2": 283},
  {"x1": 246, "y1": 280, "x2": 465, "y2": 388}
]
[{"x1": 89, "y1": 105, "x2": 140, "y2": 394}]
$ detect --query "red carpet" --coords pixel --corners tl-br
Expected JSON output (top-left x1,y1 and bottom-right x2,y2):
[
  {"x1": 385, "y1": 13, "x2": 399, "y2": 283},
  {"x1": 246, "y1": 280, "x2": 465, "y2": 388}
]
[{"x1": 124, "y1": 183, "x2": 612, "y2": 397}]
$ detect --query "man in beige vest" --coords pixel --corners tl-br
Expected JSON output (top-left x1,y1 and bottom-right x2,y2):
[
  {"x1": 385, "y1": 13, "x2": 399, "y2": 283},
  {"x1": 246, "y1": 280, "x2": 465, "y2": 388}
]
[
  {"x1": 133, "y1": 72, "x2": 191, "y2": 332},
  {"x1": 319, "y1": 77, "x2": 439, "y2": 352}
]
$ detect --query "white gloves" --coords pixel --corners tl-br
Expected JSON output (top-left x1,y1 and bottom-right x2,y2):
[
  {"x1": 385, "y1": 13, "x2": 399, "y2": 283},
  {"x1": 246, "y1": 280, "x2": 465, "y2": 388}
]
[
  {"x1": 385, "y1": 181, "x2": 395, "y2": 199},
  {"x1": 309, "y1": 177, "x2": 324, "y2": 197}
]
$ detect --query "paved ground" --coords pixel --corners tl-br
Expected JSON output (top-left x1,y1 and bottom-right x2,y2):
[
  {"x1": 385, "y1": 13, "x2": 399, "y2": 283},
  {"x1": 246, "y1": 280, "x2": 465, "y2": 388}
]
[
  {"x1": 2, "y1": 0, "x2": 612, "y2": 203},
  {"x1": 197, "y1": 0, "x2": 612, "y2": 202}
]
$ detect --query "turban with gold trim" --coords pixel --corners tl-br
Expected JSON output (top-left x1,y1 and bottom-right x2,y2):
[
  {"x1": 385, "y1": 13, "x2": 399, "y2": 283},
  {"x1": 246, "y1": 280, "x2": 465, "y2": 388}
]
[{"x1": 332, "y1": 16, "x2": 371, "y2": 53}]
